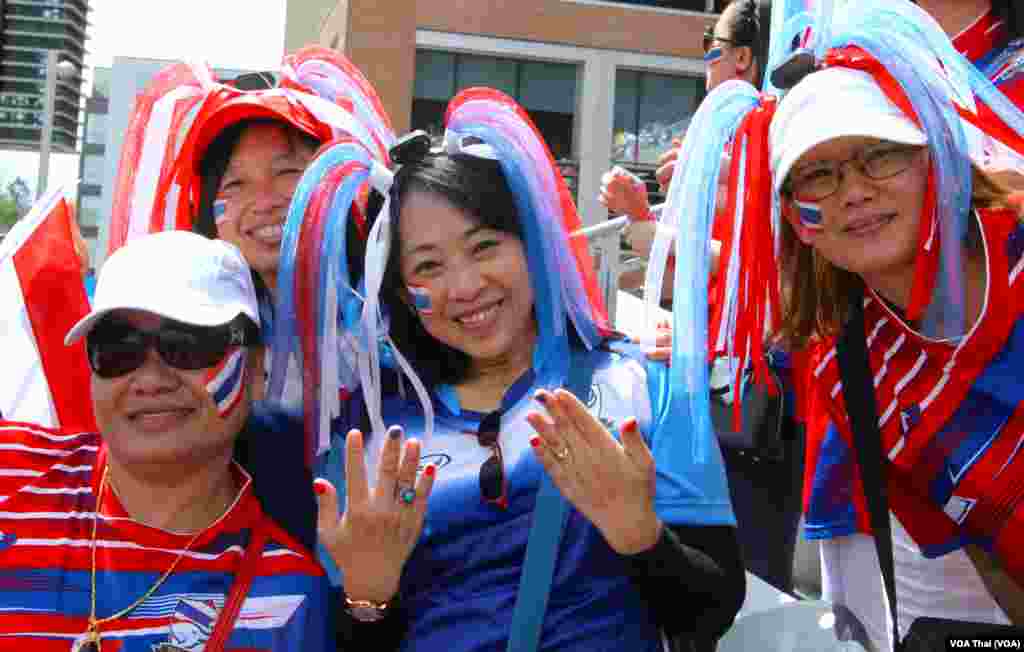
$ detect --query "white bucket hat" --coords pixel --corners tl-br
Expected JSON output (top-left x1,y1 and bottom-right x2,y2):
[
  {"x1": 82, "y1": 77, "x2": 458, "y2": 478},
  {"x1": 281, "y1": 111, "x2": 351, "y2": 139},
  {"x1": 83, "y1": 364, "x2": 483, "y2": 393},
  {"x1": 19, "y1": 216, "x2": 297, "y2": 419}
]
[
  {"x1": 65, "y1": 231, "x2": 260, "y2": 344},
  {"x1": 770, "y1": 67, "x2": 929, "y2": 193}
]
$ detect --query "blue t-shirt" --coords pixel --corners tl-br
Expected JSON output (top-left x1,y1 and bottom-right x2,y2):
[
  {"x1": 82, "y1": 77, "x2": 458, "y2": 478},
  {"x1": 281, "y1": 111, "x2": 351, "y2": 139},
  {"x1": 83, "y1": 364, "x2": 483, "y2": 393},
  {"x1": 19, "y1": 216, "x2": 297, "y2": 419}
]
[{"x1": 321, "y1": 345, "x2": 734, "y2": 652}]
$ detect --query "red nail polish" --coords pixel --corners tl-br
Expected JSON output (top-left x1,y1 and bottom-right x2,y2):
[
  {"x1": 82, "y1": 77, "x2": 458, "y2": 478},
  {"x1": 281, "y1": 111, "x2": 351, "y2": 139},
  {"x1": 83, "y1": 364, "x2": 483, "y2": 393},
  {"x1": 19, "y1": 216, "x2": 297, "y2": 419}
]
[
  {"x1": 425, "y1": 464, "x2": 436, "y2": 477},
  {"x1": 313, "y1": 480, "x2": 327, "y2": 495},
  {"x1": 534, "y1": 391, "x2": 548, "y2": 405},
  {"x1": 530, "y1": 436, "x2": 541, "y2": 448},
  {"x1": 623, "y1": 418, "x2": 638, "y2": 433}
]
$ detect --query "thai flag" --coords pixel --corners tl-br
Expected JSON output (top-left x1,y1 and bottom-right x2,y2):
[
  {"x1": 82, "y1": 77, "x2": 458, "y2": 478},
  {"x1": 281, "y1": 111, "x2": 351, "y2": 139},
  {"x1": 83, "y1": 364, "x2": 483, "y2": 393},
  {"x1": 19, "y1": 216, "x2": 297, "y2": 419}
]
[
  {"x1": 794, "y1": 25, "x2": 814, "y2": 51},
  {"x1": 204, "y1": 348, "x2": 247, "y2": 418},
  {"x1": 213, "y1": 198, "x2": 229, "y2": 225},
  {"x1": 407, "y1": 284, "x2": 433, "y2": 315},
  {"x1": 795, "y1": 199, "x2": 824, "y2": 229},
  {"x1": 0, "y1": 188, "x2": 95, "y2": 430}
]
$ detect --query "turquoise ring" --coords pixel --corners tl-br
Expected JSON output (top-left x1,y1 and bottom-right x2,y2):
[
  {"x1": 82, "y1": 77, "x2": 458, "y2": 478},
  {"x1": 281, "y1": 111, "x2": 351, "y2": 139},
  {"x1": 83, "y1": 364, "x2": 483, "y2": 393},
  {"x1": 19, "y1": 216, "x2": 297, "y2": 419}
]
[{"x1": 399, "y1": 487, "x2": 416, "y2": 505}]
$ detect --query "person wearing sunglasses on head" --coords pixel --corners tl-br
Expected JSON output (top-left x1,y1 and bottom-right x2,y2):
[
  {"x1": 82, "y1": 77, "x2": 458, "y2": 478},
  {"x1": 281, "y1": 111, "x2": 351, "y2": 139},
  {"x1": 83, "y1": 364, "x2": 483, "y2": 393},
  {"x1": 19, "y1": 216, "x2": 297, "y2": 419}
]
[
  {"x1": 300, "y1": 91, "x2": 744, "y2": 652},
  {"x1": 600, "y1": 0, "x2": 772, "y2": 264},
  {"x1": 0, "y1": 230, "x2": 331, "y2": 651}
]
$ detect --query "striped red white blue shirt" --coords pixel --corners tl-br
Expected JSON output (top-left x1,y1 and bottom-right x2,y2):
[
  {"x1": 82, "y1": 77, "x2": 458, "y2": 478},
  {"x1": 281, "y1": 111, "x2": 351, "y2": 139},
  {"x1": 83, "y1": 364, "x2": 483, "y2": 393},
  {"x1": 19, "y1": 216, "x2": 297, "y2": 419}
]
[{"x1": 0, "y1": 420, "x2": 331, "y2": 651}]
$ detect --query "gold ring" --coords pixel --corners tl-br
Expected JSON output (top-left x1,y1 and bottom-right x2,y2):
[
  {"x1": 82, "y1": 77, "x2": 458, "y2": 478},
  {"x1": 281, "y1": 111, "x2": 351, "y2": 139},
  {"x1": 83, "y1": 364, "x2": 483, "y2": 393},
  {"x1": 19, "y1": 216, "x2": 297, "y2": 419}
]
[{"x1": 553, "y1": 445, "x2": 570, "y2": 461}]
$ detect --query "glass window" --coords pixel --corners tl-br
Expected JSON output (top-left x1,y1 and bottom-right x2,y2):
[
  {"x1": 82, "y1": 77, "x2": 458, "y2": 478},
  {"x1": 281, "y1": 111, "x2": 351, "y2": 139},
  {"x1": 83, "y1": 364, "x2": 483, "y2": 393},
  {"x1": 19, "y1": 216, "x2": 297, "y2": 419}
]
[
  {"x1": 78, "y1": 194, "x2": 102, "y2": 229},
  {"x1": 612, "y1": 69, "x2": 704, "y2": 165},
  {"x1": 81, "y1": 153, "x2": 104, "y2": 186},
  {"x1": 412, "y1": 51, "x2": 579, "y2": 191},
  {"x1": 519, "y1": 61, "x2": 576, "y2": 115},
  {"x1": 456, "y1": 54, "x2": 517, "y2": 97},
  {"x1": 85, "y1": 111, "x2": 106, "y2": 145},
  {"x1": 413, "y1": 51, "x2": 455, "y2": 102},
  {"x1": 587, "y1": 0, "x2": 710, "y2": 10},
  {"x1": 92, "y1": 68, "x2": 111, "y2": 99}
]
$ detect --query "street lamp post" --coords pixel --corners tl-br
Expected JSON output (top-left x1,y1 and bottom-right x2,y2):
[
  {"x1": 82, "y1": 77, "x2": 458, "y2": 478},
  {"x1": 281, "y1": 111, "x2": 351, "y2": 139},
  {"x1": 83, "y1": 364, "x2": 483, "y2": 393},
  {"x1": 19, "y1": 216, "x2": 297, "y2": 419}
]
[{"x1": 37, "y1": 52, "x2": 77, "y2": 199}]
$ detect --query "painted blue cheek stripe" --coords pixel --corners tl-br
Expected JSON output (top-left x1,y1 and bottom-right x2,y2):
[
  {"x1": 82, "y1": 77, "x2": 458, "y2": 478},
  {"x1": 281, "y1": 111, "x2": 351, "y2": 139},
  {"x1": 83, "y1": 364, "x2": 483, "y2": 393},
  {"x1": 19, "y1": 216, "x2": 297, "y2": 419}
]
[{"x1": 795, "y1": 199, "x2": 824, "y2": 229}]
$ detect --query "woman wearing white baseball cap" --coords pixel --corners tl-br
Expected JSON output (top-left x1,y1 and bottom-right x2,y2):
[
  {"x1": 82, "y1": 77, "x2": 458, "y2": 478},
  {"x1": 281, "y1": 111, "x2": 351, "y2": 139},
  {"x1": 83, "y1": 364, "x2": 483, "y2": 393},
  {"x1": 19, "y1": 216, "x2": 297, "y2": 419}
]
[{"x1": 766, "y1": 5, "x2": 1024, "y2": 652}]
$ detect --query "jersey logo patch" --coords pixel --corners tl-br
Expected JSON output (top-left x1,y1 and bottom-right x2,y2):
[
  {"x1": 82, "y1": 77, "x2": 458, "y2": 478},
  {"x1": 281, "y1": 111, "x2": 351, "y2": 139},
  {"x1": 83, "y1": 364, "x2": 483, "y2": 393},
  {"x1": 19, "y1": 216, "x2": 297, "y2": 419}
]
[
  {"x1": 0, "y1": 532, "x2": 16, "y2": 552},
  {"x1": 161, "y1": 597, "x2": 218, "y2": 651}
]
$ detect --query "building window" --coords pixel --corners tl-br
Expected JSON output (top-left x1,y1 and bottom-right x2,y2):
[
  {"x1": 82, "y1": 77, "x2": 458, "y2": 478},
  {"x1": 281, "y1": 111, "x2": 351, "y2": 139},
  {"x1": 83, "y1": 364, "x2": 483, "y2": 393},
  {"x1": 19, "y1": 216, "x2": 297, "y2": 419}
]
[
  {"x1": 78, "y1": 194, "x2": 102, "y2": 229},
  {"x1": 573, "y1": 0, "x2": 713, "y2": 11},
  {"x1": 412, "y1": 50, "x2": 578, "y2": 162},
  {"x1": 82, "y1": 153, "x2": 104, "y2": 186},
  {"x1": 612, "y1": 69, "x2": 703, "y2": 167}
]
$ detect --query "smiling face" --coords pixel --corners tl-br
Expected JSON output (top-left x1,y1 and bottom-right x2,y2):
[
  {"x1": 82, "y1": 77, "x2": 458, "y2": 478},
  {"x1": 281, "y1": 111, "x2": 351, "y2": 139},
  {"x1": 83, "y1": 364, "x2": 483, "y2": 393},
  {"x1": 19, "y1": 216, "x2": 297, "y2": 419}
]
[
  {"x1": 213, "y1": 123, "x2": 317, "y2": 289},
  {"x1": 786, "y1": 135, "x2": 930, "y2": 299},
  {"x1": 397, "y1": 191, "x2": 537, "y2": 371},
  {"x1": 90, "y1": 310, "x2": 253, "y2": 471}
]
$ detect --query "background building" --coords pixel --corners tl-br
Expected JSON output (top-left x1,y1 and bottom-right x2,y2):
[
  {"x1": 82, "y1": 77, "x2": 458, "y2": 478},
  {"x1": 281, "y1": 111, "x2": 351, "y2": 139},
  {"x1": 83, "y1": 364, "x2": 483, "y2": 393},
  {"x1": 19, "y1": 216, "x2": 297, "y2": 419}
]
[
  {"x1": 76, "y1": 63, "x2": 106, "y2": 263},
  {"x1": 286, "y1": 0, "x2": 726, "y2": 226},
  {"x1": 0, "y1": 0, "x2": 89, "y2": 153}
]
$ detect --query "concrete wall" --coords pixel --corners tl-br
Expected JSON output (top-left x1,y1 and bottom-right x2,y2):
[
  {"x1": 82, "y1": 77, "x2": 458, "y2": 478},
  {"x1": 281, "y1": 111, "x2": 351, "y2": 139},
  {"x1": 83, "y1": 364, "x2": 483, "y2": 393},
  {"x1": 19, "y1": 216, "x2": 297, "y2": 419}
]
[{"x1": 284, "y1": 0, "x2": 340, "y2": 52}]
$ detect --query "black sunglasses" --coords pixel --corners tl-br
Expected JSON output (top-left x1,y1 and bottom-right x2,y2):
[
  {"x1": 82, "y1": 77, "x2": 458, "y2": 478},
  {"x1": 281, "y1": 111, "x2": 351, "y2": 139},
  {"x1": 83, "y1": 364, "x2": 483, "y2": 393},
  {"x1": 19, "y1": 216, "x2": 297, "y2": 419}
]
[
  {"x1": 86, "y1": 316, "x2": 252, "y2": 379},
  {"x1": 703, "y1": 27, "x2": 744, "y2": 54},
  {"x1": 476, "y1": 411, "x2": 508, "y2": 509}
]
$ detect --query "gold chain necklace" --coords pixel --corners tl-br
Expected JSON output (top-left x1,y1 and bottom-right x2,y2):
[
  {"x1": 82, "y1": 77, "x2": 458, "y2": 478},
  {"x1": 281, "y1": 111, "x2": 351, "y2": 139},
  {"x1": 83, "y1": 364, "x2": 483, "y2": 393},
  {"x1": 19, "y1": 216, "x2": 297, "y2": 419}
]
[{"x1": 76, "y1": 465, "x2": 205, "y2": 652}]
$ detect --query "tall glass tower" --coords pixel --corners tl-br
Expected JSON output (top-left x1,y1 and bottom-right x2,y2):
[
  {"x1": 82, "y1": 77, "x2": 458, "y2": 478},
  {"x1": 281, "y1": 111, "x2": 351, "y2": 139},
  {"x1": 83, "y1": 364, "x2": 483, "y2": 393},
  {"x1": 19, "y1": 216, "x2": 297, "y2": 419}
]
[{"x1": 0, "y1": 0, "x2": 89, "y2": 152}]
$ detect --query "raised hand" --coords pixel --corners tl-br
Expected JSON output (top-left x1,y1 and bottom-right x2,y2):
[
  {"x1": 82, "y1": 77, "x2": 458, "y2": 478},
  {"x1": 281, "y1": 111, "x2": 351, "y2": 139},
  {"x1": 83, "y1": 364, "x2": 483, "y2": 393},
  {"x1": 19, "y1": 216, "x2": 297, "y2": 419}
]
[
  {"x1": 656, "y1": 139, "x2": 681, "y2": 193},
  {"x1": 526, "y1": 389, "x2": 662, "y2": 555},
  {"x1": 599, "y1": 166, "x2": 652, "y2": 221},
  {"x1": 645, "y1": 319, "x2": 672, "y2": 363},
  {"x1": 315, "y1": 426, "x2": 435, "y2": 603}
]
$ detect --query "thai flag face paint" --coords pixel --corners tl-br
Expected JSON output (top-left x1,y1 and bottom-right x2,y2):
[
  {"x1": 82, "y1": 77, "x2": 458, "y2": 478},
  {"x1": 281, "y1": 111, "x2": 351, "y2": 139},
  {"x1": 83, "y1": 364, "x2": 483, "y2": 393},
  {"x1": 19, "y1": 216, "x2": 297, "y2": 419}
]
[
  {"x1": 213, "y1": 199, "x2": 230, "y2": 226},
  {"x1": 407, "y1": 284, "x2": 434, "y2": 315},
  {"x1": 795, "y1": 199, "x2": 825, "y2": 230},
  {"x1": 204, "y1": 348, "x2": 247, "y2": 419},
  {"x1": 704, "y1": 47, "x2": 724, "y2": 66}
]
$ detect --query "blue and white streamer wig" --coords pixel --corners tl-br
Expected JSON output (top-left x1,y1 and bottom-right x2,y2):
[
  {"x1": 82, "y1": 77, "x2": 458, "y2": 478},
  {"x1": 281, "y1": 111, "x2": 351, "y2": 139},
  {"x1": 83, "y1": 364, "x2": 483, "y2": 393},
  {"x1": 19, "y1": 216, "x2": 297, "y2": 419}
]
[
  {"x1": 647, "y1": 79, "x2": 764, "y2": 461},
  {"x1": 269, "y1": 137, "x2": 432, "y2": 468}
]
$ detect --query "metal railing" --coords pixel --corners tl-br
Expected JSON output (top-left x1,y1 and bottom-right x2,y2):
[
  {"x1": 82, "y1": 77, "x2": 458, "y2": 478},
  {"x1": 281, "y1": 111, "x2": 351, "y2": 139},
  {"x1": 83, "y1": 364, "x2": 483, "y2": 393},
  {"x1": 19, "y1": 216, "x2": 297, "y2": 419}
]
[{"x1": 572, "y1": 215, "x2": 645, "y2": 322}]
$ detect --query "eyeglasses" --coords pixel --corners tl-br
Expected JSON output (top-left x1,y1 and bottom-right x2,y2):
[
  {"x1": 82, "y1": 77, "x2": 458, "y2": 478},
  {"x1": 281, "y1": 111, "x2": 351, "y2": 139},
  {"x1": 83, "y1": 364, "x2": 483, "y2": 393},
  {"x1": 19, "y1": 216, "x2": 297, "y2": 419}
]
[
  {"x1": 86, "y1": 317, "x2": 252, "y2": 379},
  {"x1": 703, "y1": 27, "x2": 743, "y2": 54},
  {"x1": 786, "y1": 144, "x2": 926, "y2": 202},
  {"x1": 475, "y1": 411, "x2": 508, "y2": 509}
]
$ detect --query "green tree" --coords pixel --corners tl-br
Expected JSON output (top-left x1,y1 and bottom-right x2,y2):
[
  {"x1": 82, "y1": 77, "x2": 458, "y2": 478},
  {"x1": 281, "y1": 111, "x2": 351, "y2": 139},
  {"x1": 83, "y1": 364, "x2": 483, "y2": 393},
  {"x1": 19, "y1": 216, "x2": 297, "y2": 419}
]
[
  {"x1": 0, "y1": 197, "x2": 17, "y2": 229},
  {"x1": 0, "y1": 177, "x2": 33, "y2": 230}
]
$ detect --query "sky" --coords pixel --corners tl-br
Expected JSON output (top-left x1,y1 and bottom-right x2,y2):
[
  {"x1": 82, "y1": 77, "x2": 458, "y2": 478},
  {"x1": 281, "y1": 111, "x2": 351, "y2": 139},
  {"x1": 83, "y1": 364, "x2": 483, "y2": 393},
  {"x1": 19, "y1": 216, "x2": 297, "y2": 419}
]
[{"x1": 0, "y1": 0, "x2": 288, "y2": 195}]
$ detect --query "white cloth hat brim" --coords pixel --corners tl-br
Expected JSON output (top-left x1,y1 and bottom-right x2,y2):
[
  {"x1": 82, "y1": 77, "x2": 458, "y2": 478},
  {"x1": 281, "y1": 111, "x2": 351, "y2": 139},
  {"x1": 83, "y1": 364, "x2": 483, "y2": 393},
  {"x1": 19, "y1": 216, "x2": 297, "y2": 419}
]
[
  {"x1": 64, "y1": 298, "x2": 249, "y2": 345},
  {"x1": 63, "y1": 231, "x2": 259, "y2": 345},
  {"x1": 771, "y1": 67, "x2": 929, "y2": 193}
]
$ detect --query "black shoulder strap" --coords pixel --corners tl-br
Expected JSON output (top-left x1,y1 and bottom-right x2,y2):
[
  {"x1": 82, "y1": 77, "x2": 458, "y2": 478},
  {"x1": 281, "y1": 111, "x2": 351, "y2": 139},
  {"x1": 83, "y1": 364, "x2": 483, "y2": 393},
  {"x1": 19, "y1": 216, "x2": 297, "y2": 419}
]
[{"x1": 835, "y1": 288, "x2": 902, "y2": 652}]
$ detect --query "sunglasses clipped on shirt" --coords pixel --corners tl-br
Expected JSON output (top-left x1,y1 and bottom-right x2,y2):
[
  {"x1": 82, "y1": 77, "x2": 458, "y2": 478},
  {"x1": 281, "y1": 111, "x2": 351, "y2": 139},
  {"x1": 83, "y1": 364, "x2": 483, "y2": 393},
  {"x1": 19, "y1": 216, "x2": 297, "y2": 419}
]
[
  {"x1": 475, "y1": 410, "x2": 508, "y2": 510},
  {"x1": 85, "y1": 316, "x2": 255, "y2": 379}
]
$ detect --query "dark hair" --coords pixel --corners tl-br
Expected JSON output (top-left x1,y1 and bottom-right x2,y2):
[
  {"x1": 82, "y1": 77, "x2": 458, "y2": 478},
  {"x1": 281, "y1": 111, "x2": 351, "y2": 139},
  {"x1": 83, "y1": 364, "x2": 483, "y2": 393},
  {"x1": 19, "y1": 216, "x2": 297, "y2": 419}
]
[
  {"x1": 381, "y1": 153, "x2": 525, "y2": 386},
  {"x1": 192, "y1": 118, "x2": 368, "y2": 317},
  {"x1": 992, "y1": 0, "x2": 1024, "y2": 42},
  {"x1": 723, "y1": 0, "x2": 773, "y2": 88}
]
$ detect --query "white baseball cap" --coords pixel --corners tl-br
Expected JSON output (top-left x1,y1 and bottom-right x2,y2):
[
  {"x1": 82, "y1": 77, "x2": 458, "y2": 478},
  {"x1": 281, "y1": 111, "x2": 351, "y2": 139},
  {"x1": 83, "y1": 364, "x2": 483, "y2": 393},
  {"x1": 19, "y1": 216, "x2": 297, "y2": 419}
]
[
  {"x1": 770, "y1": 67, "x2": 929, "y2": 193},
  {"x1": 65, "y1": 231, "x2": 260, "y2": 344}
]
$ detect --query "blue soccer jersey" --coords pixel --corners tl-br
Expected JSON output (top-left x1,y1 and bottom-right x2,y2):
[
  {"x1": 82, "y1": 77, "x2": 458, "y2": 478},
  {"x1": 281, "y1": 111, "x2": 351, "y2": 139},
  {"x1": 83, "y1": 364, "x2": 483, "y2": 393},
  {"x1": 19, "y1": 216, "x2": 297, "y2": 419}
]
[{"x1": 323, "y1": 345, "x2": 734, "y2": 652}]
